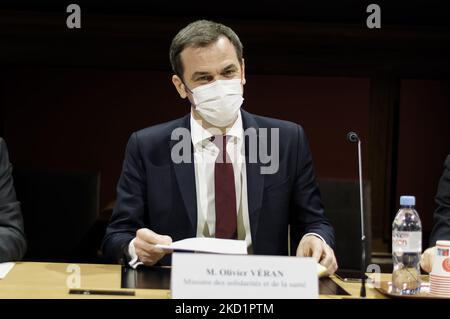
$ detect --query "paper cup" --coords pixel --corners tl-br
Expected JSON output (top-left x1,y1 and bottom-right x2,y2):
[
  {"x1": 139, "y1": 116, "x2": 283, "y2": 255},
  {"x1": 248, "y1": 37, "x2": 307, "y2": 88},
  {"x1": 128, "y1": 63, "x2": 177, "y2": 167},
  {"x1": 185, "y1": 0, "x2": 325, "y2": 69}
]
[
  {"x1": 431, "y1": 240, "x2": 450, "y2": 277},
  {"x1": 430, "y1": 240, "x2": 450, "y2": 296}
]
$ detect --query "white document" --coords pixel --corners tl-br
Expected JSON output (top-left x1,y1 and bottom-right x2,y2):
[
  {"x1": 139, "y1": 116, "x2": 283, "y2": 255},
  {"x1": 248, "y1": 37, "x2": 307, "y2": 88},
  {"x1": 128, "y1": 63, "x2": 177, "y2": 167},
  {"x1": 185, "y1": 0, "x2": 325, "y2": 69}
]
[
  {"x1": 171, "y1": 253, "x2": 318, "y2": 299},
  {"x1": 0, "y1": 262, "x2": 15, "y2": 279},
  {"x1": 155, "y1": 237, "x2": 247, "y2": 255}
]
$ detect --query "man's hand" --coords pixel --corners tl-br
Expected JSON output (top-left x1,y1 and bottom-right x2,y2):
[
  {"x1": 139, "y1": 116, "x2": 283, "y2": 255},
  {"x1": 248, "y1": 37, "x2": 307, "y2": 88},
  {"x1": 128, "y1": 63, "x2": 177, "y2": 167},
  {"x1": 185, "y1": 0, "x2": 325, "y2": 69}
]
[
  {"x1": 134, "y1": 228, "x2": 173, "y2": 266},
  {"x1": 420, "y1": 246, "x2": 436, "y2": 273},
  {"x1": 296, "y1": 235, "x2": 338, "y2": 276}
]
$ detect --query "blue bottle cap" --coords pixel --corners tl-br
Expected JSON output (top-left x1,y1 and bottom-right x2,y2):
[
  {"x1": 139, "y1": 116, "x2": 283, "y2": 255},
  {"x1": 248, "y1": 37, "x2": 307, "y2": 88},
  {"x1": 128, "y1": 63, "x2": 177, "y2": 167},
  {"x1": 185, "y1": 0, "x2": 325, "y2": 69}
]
[{"x1": 400, "y1": 196, "x2": 415, "y2": 206}]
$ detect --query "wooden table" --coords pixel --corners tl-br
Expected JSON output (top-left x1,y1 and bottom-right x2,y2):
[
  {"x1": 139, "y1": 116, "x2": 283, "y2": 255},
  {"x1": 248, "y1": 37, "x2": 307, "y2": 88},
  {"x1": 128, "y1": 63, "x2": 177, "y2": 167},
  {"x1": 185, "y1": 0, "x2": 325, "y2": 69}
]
[{"x1": 0, "y1": 262, "x2": 387, "y2": 299}]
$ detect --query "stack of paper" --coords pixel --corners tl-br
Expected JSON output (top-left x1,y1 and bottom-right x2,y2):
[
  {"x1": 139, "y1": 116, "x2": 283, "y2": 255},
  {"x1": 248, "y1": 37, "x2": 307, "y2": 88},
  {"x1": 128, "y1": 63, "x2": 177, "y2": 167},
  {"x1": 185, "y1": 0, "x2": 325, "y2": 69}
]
[{"x1": 155, "y1": 237, "x2": 248, "y2": 255}]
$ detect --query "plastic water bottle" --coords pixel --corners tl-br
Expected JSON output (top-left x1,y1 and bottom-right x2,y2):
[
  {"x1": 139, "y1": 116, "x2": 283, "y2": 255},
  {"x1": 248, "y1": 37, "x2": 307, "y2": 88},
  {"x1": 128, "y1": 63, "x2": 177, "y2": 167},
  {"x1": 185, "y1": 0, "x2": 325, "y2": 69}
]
[{"x1": 392, "y1": 195, "x2": 422, "y2": 295}]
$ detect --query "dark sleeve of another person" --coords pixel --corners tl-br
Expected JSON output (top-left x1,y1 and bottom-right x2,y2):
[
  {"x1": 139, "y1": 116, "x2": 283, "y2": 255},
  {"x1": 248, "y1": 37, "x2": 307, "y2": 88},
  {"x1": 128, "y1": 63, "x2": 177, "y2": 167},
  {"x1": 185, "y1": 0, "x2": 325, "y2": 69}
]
[
  {"x1": 0, "y1": 138, "x2": 27, "y2": 262},
  {"x1": 429, "y1": 155, "x2": 450, "y2": 246}
]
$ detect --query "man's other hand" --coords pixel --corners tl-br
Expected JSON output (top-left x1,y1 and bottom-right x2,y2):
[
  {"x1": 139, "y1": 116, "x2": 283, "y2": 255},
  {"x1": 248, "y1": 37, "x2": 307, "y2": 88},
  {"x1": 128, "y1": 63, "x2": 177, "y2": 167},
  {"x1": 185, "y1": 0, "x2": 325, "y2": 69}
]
[{"x1": 296, "y1": 235, "x2": 338, "y2": 276}]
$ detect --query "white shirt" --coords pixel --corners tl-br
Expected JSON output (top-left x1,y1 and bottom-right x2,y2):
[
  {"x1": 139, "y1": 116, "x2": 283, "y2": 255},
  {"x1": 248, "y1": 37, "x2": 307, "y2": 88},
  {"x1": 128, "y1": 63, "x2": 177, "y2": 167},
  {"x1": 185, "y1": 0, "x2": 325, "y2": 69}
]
[
  {"x1": 128, "y1": 111, "x2": 324, "y2": 268},
  {"x1": 190, "y1": 111, "x2": 252, "y2": 245}
]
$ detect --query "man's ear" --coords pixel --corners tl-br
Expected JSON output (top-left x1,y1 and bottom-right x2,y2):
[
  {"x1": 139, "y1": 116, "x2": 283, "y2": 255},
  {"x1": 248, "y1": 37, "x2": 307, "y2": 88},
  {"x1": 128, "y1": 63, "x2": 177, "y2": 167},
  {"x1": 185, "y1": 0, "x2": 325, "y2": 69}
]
[
  {"x1": 172, "y1": 75, "x2": 188, "y2": 99},
  {"x1": 241, "y1": 58, "x2": 246, "y2": 85}
]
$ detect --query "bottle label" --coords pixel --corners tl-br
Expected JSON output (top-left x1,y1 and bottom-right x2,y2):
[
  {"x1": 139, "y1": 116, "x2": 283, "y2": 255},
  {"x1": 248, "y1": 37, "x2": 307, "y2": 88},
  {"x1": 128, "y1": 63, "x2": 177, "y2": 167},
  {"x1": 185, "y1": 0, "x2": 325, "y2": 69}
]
[{"x1": 392, "y1": 231, "x2": 422, "y2": 253}]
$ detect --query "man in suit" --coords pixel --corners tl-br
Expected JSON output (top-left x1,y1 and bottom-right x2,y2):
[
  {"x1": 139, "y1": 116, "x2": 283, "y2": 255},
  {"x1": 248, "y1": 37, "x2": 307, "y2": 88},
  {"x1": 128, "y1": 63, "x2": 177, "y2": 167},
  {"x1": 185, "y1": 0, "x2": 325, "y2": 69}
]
[
  {"x1": 0, "y1": 138, "x2": 27, "y2": 262},
  {"x1": 102, "y1": 20, "x2": 338, "y2": 275},
  {"x1": 421, "y1": 155, "x2": 450, "y2": 272}
]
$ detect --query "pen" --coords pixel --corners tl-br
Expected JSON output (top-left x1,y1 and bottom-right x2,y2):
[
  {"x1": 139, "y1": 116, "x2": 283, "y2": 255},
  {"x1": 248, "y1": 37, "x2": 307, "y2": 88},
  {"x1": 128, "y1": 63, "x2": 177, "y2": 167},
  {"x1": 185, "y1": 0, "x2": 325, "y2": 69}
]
[{"x1": 69, "y1": 289, "x2": 135, "y2": 296}]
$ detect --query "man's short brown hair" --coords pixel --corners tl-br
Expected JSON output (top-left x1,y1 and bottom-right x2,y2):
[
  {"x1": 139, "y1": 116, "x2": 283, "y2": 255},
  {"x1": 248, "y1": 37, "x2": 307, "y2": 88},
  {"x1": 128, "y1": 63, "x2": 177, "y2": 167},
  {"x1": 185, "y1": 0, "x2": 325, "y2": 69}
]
[{"x1": 169, "y1": 20, "x2": 244, "y2": 79}]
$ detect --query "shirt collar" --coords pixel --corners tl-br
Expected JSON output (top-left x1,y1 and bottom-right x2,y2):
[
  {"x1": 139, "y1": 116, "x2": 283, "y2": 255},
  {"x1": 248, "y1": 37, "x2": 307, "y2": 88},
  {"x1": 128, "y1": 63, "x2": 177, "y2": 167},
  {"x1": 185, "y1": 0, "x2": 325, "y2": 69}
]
[{"x1": 190, "y1": 111, "x2": 243, "y2": 147}]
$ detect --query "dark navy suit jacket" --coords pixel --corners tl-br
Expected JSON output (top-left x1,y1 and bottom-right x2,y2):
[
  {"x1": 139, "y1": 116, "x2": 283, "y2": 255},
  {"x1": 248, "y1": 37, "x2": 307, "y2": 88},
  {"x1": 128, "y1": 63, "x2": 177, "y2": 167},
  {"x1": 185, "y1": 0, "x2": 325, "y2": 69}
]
[
  {"x1": 430, "y1": 155, "x2": 450, "y2": 246},
  {"x1": 102, "y1": 110, "x2": 335, "y2": 265},
  {"x1": 0, "y1": 138, "x2": 27, "y2": 262}
]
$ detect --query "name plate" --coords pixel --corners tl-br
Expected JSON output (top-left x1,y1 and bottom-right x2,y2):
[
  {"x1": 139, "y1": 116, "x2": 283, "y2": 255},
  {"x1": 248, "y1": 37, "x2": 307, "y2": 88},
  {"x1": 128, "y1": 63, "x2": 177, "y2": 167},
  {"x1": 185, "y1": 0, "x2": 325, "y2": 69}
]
[{"x1": 171, "y1": 253, "x2": 318, "y2": 299}]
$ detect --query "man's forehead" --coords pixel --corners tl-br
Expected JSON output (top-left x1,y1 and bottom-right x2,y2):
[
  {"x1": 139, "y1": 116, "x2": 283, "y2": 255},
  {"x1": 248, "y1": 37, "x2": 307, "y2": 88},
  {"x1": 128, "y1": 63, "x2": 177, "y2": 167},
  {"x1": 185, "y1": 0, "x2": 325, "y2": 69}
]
[{"x1": 180, "y1": 37, "x2": 240, "y2": 74}]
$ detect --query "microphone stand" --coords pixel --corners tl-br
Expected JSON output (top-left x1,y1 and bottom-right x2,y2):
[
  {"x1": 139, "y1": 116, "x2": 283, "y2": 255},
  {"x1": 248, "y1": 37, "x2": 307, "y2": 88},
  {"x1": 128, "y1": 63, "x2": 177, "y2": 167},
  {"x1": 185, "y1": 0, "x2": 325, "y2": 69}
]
[
  {"x1": 347, "y1": 132, "x2": 366, "y2": 298},
  {"x1": 357, "y1": 138, "x2": 366, "y2": 297}
]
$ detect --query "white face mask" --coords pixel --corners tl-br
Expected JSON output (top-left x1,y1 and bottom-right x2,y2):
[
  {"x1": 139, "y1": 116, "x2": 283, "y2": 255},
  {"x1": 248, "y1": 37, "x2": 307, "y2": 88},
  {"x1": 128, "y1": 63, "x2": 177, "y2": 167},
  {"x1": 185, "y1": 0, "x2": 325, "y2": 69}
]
[{"x1": 188, "y1": 78, "x2": 244, "y2": 127}]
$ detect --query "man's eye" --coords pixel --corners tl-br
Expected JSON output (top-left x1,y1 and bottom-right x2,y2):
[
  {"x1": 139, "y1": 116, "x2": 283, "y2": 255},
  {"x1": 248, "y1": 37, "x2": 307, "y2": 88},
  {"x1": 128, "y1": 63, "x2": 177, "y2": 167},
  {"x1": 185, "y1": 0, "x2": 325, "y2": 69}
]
[
  {"x1": 224, "y1": 70, "x2": 235, "y2": 76},
  {"x1": 197, "y1": 76, "x2": 211, "y2": 82}
]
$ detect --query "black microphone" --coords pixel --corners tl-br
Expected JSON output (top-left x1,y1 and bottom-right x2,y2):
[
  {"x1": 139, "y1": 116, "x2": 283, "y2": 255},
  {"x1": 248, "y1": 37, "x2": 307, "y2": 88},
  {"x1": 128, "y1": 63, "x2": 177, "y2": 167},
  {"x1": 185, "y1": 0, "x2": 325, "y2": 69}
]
[
  {"x1": 346, "y1": 131, "x2": 367, "y2": 298},
  {"x1": 346, "y1": 131, "x2": 359, "y2": 143}
]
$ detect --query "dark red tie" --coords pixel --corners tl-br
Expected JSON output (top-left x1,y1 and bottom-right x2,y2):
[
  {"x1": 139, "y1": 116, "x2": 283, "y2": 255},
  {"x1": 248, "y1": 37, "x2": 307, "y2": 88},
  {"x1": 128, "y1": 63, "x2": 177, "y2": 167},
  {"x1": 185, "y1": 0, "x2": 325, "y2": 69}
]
[{"x1": 214, "y1": 135, "x2": 237, "y2": 239}]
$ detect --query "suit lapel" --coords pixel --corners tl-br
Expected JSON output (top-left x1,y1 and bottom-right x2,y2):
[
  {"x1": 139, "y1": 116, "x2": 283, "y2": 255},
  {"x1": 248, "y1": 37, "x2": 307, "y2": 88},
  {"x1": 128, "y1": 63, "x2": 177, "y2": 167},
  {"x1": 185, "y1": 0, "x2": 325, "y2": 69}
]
[
  {"x1": 170, "y1": 114, "x2": 197, "y2": 228},
  {"x1": 241, "y1": 110, "x2": 265, "y2": 243}
]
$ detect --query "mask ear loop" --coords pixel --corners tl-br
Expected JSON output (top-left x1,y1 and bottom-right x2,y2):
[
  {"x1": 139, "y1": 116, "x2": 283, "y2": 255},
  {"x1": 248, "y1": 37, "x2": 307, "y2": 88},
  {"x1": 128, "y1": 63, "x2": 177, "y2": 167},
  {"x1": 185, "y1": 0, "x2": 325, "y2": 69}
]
[
  {"x1": 182, "y1": 80, "x2": 193, "y2": 95},
  {"x1": 182, "y1": 80, "x2": 196, "y2": 110}
]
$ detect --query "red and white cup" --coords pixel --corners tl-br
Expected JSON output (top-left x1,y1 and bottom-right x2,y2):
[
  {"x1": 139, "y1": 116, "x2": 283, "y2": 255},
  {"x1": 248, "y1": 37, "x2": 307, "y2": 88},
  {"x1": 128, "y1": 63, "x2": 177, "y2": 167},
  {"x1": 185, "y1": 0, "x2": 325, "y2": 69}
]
[{"x1": 430, "y1": 240, "x2": 450, "y2": 297}]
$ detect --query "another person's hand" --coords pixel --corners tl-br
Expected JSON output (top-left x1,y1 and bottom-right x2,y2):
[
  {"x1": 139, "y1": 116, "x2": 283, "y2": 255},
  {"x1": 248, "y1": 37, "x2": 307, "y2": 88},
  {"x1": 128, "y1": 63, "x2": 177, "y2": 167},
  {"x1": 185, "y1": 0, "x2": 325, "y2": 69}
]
[
  {"x1": 420, "y1": 246, "x2": 436, "y2": 273},
  {"x1": 134, "y1": 228, "x2": 173, "y2": 266},
  {"x1": 296, "y1": 235, "x2": 338, "y2": 275}
]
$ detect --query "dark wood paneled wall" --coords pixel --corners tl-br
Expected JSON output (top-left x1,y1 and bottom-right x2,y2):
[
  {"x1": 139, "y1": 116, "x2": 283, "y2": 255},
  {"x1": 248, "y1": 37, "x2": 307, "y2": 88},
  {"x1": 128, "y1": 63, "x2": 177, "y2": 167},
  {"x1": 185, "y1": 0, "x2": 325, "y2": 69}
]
[{"x1": 369, "y1": 76, "x2": 400, "y2": 245}]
